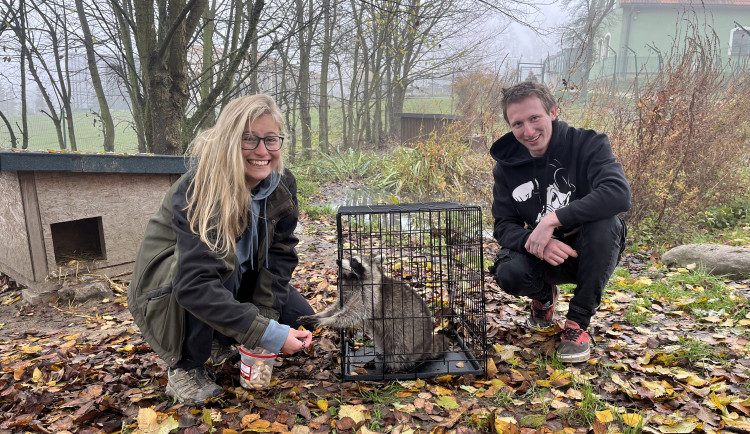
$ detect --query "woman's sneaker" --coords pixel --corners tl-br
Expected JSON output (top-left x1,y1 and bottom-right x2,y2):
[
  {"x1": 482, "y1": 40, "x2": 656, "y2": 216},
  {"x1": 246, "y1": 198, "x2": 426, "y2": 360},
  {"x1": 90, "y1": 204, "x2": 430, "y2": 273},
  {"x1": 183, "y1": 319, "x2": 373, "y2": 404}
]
[
  {"x1": 165, "y1": 366, "x2": 223, "y2": 403},
  {"x1": 557, "y1": 320, "x2": 591, "y2": 363},
  {"x1": 525, "y1": 285, "x2": 559, "y2": 332}
]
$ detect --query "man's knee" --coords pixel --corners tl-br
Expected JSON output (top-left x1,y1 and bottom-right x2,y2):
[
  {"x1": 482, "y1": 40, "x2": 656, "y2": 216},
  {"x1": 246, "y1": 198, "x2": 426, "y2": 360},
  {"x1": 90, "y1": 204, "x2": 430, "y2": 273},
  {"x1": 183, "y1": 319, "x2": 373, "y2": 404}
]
[
  {"x1": 492, "y1": 249, "x2": 539, "y2": 296},
  {"x1": 579, "y1": 216, "x2": 626, "y2": 253}
]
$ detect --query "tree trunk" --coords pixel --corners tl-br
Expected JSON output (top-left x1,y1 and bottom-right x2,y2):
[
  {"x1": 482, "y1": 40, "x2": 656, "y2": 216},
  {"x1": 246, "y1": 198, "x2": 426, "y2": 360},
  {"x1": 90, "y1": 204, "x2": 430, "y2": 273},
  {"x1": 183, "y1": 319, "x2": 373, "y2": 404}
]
[
  {"x1": 317, "y1": 0, "x2": 332, "y2": 154},
  {"x1": 134, "y1": 0, "x2": 207, "y2": 155},
  {"x1": 19, "y1": 0, "x2": 28, "y2": 150},
  {"x1": 200, "y1": 0, "x2": 217, "y2": 127},
  {"x1": 113, "y1": 1, "x2": 149, "y2": 152},
  {"x1": 76, "y1": 0, "x2": 115, "y2": 151},
  {"x1": 295, "y1": 0, "x2": 313, "y2": 159},
  {"x1": 0, "y1": 111, "x2": 18, "y2": 148}
]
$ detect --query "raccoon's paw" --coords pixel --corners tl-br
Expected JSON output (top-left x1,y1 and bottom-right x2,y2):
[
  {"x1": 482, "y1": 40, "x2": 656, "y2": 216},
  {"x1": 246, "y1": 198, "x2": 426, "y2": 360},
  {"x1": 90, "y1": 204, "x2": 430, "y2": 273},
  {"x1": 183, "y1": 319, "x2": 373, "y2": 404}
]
[{"x1": 297, "y1": 315, "x2": 320, "y2": 329}]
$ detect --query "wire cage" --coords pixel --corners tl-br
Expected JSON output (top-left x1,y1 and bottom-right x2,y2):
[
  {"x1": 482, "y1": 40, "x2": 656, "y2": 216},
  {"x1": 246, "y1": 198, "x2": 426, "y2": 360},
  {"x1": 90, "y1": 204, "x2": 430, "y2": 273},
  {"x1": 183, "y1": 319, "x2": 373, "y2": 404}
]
[{"x1": 335, "y1": 202, "x2": 487, "y2": 381}]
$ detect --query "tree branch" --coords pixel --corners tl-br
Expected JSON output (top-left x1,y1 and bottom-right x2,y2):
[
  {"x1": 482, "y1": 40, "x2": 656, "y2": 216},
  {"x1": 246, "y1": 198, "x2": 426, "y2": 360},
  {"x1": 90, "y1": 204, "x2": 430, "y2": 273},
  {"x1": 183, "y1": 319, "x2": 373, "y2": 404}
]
[{"x1": 155, "y1": 0, "x2": 204, "y2": 63}]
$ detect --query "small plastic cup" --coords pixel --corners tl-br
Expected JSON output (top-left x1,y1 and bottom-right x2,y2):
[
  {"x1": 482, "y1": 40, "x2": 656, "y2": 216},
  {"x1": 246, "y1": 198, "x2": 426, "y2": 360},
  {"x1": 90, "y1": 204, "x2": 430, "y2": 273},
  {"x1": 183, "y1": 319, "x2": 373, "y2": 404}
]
[{"x1": 238, "y1": 345, "x2": 276, "y2": 389}]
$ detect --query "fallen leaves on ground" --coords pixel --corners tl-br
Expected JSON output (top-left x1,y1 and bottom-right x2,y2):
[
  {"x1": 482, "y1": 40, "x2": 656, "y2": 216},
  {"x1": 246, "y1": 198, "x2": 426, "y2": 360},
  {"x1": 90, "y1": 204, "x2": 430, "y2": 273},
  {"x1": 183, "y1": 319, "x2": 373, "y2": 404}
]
[{"x1": 0, "y1": 217, "x2": 748, "y2": 433}]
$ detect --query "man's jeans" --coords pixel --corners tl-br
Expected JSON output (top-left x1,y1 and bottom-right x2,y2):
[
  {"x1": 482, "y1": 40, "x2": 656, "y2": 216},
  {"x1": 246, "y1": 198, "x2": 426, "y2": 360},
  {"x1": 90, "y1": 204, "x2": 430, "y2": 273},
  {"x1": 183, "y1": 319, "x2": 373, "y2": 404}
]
[{"x1": 492, "y1": 215, "x2": 627, "y2": 328}]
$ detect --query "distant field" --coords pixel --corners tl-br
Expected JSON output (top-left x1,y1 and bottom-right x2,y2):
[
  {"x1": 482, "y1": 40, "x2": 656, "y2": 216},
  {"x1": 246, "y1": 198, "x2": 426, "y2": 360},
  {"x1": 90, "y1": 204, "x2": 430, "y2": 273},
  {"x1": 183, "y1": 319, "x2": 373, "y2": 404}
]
[
  {"x1": 0, "y1": 110, "x2": 141, "y2": 153},
  {"x1": 0, "y1": 96, "x2": 455, "y2": 154}
]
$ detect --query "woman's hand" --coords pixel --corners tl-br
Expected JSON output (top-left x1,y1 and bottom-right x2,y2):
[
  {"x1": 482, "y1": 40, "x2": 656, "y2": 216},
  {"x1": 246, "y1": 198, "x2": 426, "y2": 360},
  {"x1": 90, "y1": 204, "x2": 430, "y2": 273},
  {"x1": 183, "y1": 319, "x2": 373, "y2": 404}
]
[{"x1": 280, "y1": 328, "x2": 312, "y2": 355}]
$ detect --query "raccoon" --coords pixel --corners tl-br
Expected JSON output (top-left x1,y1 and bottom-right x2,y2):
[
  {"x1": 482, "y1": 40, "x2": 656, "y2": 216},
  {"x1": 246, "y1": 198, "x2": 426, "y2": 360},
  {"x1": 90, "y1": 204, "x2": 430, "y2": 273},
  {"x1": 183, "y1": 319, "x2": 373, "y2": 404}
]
[{"x1": 299, "y1": 255, "x2": 448, "y2": 372}]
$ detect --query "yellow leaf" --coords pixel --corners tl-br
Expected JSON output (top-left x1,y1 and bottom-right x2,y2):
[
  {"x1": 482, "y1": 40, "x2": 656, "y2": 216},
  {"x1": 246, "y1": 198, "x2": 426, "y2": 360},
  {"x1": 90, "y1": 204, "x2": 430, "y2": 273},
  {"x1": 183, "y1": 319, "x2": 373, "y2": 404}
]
[
  {"x1": 136, "y1": 407, "x2": 179, "y2": 434},
  {"x1": 245, "y1": 419, "x2": 271, "y2": 431},
  {"x1": 709, "y1": 392, "x2": 729, "y2": 416},
  {"x1": 550, "y1": 369, "x2": 572, "y2": 387},
  {"x1": 621, "y1": 413, "x2": 643, "y2": 427},
  {"x1": 536, "y1": 379, "x2": 552, "y2": 388},
  {"x1": 432, "y1": 385, "x2": 453, "y2": 395},
  {"x1": 32, "y1": 367, "x2": 43, "y2": 383},
  {"x1": 494, "y1": 416, "x2": 520, "y2": 434},
  {"x1": 137, "y1": 408, "x2": 158, "y2": 429},
  {"x1": 316, "y1": 399, "x2": 328, "y2": 412},
  {"x1": 338, "y1": 404, "x2": 368, "y2": 423},
  {"x1": 636, "y1": 277, "x2": 652, "y2": 286},
  {"x1": 241, "y1": 414, "x2": 261, "y2": 427},
  {"x1": 657, "y1": 420, "x2": 699, "y2": 433},
  {"x1": 435, "y1": 374, "x2": 454, "y2": 383},
  {"x1": 22, "y1": 345, "x2": 42, "y2": 354},
  {"x1": 436, "y1": 395, "x2": 459, "y2": 410},
  {"x1": 595, "y1": 409, "x2": 613, "y2": 423},
  {"x1": 486, "y1": 357, "x2": 498, "y2": 377},
  {"x1": 13, "y1": 365, "x2": 26, "y2": 381}
]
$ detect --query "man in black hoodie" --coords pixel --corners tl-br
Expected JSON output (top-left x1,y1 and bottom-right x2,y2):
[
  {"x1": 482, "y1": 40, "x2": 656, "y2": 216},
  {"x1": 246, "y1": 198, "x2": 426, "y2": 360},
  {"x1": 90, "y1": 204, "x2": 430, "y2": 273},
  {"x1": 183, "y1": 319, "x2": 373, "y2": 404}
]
[{"x1": 489, "y1": 81, "x2": 630, "y2": 363}]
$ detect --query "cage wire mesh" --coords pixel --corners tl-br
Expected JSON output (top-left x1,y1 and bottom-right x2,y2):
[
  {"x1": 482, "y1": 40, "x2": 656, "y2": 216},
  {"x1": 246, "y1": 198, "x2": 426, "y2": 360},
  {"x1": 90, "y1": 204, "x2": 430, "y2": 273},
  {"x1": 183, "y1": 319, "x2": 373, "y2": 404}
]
[{"x1": 336, "y1": 202, "x2": 487, "y2": 381}]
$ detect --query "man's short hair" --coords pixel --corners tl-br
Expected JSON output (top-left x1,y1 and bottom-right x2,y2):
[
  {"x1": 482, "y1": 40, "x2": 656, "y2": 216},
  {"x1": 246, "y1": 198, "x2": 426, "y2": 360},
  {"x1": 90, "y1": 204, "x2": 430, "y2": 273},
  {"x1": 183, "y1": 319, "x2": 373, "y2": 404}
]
[{"x1": 501, "y1": 81, "x2": 558, "y2": 124}]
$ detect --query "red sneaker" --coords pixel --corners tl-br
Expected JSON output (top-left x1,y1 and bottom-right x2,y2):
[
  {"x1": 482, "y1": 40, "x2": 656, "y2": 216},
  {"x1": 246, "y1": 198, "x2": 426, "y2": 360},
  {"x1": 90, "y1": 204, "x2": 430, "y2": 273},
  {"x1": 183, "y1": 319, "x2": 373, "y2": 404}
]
[
  {"x1": 525, "y1": 285, "x2": 558, "y2": 332},
  {"x1": 557, "y1": 320, "x2": 591, "y2": 363}
]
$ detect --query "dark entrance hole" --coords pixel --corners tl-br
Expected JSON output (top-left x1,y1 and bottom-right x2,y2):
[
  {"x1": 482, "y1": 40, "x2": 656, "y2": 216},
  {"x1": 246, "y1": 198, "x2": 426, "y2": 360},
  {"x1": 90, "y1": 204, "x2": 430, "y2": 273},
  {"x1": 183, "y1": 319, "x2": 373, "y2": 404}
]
[{"x1": 50, "y1": 217, "x2": 106, "y2": 264}]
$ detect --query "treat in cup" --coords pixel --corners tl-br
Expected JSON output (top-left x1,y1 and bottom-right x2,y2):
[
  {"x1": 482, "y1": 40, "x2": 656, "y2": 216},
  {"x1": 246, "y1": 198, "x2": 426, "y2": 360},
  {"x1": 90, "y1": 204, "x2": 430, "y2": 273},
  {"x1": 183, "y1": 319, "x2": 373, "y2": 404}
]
[{"x1": 239, "y1": 345, "x2": 276, "y2": 389}]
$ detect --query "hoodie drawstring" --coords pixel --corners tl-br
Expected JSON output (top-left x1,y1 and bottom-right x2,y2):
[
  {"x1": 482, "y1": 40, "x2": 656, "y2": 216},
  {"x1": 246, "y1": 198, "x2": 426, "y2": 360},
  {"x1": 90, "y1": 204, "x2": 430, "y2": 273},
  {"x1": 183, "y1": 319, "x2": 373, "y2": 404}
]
[{"x1": 264, "y1": 197, "x2": 269, "y2": 269}]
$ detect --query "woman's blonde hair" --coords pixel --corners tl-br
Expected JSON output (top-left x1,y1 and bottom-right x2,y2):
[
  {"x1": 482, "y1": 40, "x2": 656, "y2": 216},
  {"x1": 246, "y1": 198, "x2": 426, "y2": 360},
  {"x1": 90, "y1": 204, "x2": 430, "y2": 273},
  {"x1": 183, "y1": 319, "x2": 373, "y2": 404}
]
[{"x1": 186, "y1": 94, "x2": 286, "y2": 257}]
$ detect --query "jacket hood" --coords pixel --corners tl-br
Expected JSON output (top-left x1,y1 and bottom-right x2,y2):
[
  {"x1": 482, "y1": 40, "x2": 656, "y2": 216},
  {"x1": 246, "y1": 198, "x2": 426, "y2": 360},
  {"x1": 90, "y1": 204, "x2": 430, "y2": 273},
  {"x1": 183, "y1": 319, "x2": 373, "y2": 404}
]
[{"x1": 490, "y1": 119, "x2": 567, "y2": 165}]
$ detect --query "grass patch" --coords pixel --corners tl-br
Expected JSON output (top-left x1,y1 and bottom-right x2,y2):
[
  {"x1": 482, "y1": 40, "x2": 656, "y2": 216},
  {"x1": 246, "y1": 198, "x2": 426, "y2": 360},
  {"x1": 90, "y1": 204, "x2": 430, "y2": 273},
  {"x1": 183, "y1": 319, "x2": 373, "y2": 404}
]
[
  {"x1": 358, "y1": 382, "x2": 405, "y2": 430},
  {"x1": 560, "y1": 383, "x2": 608, "y2": 427},
  {"x1": 0, "y1": 110, "x2": 141, "y2": 153}
]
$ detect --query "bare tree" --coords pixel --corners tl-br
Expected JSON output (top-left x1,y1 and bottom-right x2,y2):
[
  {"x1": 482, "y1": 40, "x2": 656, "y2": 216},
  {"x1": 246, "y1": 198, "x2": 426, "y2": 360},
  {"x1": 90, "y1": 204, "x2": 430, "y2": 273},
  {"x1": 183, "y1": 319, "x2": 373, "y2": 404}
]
[
  {"x1": 317, "y1": 0, "x2": 335, "y2": 154},
  {"x1": 559, "y1": 0, "x2": 617, "y2": 98},
  {"x1": 76, "y1": 0, "x2": 116, "y2": 151},
  {"x1": 294, "y1": 0, "x2": 316, "y2": 159}
]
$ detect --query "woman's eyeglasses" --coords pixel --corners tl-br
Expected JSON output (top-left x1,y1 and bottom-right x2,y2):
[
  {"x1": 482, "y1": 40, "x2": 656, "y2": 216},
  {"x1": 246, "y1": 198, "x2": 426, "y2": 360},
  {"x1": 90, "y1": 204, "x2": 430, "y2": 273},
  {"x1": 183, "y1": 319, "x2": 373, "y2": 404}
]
[{"x1": 241, "y1": 135, "x2": 284, "y2": 151}]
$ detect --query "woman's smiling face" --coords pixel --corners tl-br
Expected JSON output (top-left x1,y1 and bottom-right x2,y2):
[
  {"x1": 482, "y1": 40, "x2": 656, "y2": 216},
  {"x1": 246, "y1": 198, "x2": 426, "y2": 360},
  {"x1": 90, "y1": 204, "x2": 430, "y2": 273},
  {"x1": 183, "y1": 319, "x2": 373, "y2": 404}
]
[{"x1": 241, "y1": 115, "x2": 281, "y2": 188}]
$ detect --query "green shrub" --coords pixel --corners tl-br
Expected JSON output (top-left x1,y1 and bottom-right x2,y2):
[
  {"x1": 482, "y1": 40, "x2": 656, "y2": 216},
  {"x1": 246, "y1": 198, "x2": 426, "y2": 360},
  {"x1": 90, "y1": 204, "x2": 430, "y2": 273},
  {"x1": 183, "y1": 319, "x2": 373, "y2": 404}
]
[
  {"x1": 373, "y1": 123, "x2": 483, "y2": 200},
  {"x1": 579, "y1": 11, "x2": 750, "y2": 244}
]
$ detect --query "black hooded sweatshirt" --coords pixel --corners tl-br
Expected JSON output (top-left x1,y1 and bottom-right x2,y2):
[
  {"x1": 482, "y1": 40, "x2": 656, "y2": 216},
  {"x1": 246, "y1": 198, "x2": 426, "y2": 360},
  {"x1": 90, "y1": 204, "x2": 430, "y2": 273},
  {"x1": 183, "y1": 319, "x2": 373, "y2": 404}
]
[{"x1": 490, "y1": 119, "x2": 631, "y2": 252}]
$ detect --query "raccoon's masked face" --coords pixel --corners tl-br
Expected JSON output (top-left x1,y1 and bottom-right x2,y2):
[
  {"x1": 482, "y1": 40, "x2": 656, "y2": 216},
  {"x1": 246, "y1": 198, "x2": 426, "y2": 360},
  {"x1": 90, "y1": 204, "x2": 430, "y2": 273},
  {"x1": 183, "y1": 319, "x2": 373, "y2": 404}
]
[
  {"x1": 338, "y1": 256, "x2": 367, "y2": 283},
  {"x1": 337, "y1": 256, "x2": 380, "y2": 300}
]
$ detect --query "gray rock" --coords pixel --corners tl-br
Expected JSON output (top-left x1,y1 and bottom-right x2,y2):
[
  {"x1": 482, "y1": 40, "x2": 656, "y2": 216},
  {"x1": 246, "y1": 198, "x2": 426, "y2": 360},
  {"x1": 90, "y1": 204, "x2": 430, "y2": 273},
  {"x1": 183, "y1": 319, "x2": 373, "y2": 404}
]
[
  {"x1": 57, "y1": 280, "x2": 114, "y2": 303},
  {"x1": 662, "y1": 244, "x2": 750, "y2": 279}
]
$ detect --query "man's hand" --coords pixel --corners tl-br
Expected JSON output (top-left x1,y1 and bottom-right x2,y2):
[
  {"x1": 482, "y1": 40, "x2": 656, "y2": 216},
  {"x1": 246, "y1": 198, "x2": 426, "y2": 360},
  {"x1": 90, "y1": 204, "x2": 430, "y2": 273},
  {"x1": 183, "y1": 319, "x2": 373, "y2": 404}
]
[
  {"x1": 540, "y1": 238, "x2": 578, "y2": 266},
  {"x1": 280, "y1": 328, "x2": 313, "y2": 355},
  {"x1": 525, "y1": 212, "x2": 561, "y2": 259}
]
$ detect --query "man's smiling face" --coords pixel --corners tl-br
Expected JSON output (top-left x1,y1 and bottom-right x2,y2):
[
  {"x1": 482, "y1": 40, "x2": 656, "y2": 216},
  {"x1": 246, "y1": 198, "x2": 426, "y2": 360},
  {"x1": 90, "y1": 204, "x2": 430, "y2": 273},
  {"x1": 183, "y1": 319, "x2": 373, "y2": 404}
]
[{"x1": 506, "y1": 96, "x2": 558, "y2": 158}]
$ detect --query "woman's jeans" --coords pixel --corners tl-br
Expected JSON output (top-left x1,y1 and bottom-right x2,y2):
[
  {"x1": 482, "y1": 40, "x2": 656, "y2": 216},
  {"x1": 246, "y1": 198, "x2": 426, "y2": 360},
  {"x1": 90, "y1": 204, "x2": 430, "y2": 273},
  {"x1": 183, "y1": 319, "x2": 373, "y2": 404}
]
[
  {"x1": 492, "y1": 215, "x2": 627, "y2": 329},
  {"x1": 175, "y1": 286, "x2": 314, "y2": 369}
]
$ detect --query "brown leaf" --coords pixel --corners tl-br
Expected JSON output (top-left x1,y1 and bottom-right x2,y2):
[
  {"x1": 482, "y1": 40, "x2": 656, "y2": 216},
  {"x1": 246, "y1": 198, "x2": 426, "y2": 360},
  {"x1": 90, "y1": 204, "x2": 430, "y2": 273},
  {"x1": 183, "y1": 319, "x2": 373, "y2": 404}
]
[
  {"x1": 336, "y1": 416, "x2": 357, "y2": 430},
  {"x1": 71, "y1": 400, "x2": 99, "y2": 424},
  {"x1": 79, "y1": 384, "x2": 103, "y2": 399},
  {"x1": 297, "y1": 402, "x2": 312, "y2": 420}
]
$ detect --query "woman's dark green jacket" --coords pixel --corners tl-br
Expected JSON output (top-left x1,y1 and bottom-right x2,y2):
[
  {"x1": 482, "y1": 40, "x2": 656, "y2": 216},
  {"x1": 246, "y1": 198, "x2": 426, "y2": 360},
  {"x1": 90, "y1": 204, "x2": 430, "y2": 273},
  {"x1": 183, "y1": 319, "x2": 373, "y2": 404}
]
[{"x1": 127, "y1": 169, "x2": 299, "y2": 366}]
